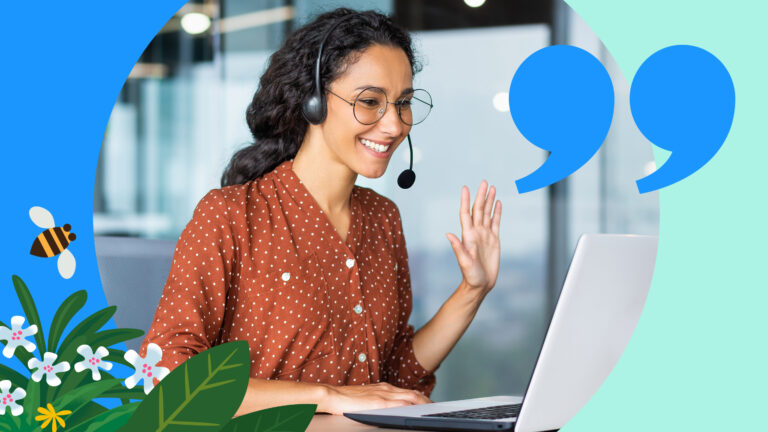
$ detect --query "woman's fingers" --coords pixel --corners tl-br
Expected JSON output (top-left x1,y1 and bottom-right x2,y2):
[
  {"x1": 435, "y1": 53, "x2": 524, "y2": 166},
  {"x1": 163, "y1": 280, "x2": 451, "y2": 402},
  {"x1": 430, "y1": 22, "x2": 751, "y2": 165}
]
[
  {"x1": 445, "y1": 233, "x2": 469, "y2": 267},
  {"x1": 472, "y1": 181, "x2": 487, "y2": 227},
  {"x1": 459, "y1": 186, "x2": 471, "y2": 232},
  {"x1": 491, "y1": 200, "x2": 502, "y2": 236},
  {"x1": 483, "y1": 185, "x2": 496, "y2": 228}
]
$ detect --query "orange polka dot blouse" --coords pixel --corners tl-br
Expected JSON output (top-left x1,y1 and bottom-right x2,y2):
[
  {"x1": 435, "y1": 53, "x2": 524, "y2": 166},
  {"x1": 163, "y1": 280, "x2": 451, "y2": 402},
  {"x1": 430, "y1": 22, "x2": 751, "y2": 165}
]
[{"x1": 139, "y1": 158, "x2": 436, "y2": 395}]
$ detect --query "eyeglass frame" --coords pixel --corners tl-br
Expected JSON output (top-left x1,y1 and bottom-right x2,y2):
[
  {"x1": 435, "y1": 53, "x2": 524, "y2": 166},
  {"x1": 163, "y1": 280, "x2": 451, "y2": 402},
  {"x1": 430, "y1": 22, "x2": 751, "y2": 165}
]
[{"x1": 325, "y1": 86, "x2": 433, "y2": 126}]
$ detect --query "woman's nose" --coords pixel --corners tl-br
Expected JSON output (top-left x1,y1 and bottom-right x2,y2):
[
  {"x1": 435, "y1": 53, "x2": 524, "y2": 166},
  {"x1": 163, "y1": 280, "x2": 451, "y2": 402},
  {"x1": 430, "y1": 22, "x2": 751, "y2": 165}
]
[{"x1": 378, "y1": 102, "x2": 404, "y2": 135}]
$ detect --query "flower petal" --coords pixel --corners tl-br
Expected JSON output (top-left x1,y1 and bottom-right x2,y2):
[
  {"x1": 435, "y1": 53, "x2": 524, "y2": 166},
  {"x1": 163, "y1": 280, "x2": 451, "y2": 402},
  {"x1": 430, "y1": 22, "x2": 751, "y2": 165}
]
[
  {"x1": 95, "y1": 346, "x2": 109, "y2": 358},
  {"x1": 10, "y1": 316, "x2": 25, "y2": 329},
  {"x1": 124, "y1": 349, "x2": 140, "y2": 366},
  {"x1": 28, "y1": 357, "x2": 42, "y2": 369},
  {"x1": 52, "y1": 362, "x2": 70, "y2": 373},
  {"x1": 46, "y1": 375, "x2": 62, "y2": 387},
  {"x1": 22, "y1": 340, "x2": 37, "y2": 353},
  {"x1": 3, "y1": 344, "x2": 16, "y2": 358},
  {"x1": 76, "y1": 344, "x2": 92, "y2": 357},
  {"x1": 43, "y1": 352, "x2": 58, "y2": 363},
  {"x1": 145, "y1": 343, "x2": 163, "y2": 364},
  {"x1": 31, "y1": 370, "x2": 44, "y2": 382},
  {"x1": 23, "y1": 324, "x2": 38, "y2": 336},
  {"x1": 124, "y1": 373, "x2": 140, "y2": 389},
  {"x1": 142, "y1": 378, "x2": 154, "y2": 395},
  {"x1": 10, "y1": 388, "x2": 25, "y2": 400},
  {"x1": 154, "y1": 366, "x2": 171, "y2": 382}
]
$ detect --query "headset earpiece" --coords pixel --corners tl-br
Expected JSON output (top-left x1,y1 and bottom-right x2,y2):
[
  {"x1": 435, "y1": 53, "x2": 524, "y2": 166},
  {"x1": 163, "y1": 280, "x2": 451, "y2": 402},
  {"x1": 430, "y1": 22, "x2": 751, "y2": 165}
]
[{"x1": 302, "y1": 94, "x2": 326, "y2": 125}]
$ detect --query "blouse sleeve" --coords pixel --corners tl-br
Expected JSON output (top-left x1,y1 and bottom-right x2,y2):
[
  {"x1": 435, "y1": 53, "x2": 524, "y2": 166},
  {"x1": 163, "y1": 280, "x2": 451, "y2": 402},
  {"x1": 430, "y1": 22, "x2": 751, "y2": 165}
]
[
  {"x1": 138, "y1": 189, "x2": 236, "y2": 371},
  {"x1": 382, "y1": 204, "x2": 438, "y2": 396}
]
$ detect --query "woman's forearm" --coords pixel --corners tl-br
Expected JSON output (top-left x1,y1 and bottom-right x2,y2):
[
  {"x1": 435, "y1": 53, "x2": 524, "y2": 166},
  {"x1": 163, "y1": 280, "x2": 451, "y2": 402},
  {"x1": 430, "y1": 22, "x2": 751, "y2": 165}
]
[
  {"x1": 234, "y1": 378, "x2": 431, "y2": 417},
  {"x1": 412, "y1": 280, "x2": 485, "y2": 372},
  {"x1": 234, "y1": 378, "x2": 329, "y2": 417}
]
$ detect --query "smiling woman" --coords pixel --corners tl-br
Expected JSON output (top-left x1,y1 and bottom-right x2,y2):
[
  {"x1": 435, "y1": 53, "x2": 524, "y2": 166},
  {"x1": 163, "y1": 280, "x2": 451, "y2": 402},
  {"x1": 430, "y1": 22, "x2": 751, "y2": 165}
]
[{"x1": 137, "y1": 7, "x2": 503, "y2": 417}]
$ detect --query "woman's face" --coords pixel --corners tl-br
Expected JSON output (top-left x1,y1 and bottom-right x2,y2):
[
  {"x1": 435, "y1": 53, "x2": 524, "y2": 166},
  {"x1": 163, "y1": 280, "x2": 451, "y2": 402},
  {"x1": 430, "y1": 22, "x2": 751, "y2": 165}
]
[{"x1": 321, "y1": 44, "x2": 413, "y2": 179}]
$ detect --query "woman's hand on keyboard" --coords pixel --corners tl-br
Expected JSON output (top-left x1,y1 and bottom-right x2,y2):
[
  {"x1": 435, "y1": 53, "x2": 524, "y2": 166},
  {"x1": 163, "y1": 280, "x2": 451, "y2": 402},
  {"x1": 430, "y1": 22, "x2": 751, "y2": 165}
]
[{"x1": 318, "y1": 382, "x2": 432, "y2": 415}]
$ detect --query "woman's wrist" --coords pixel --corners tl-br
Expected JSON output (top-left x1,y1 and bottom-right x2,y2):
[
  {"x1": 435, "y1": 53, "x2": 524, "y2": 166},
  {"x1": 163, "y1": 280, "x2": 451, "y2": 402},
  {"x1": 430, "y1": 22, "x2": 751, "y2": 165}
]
[
  {"x1": 452, "y1": 279, "x2": 487, "y2": 313},
  {"x1": 314, "y1": 383, "x2": 335, "y2": 413}
]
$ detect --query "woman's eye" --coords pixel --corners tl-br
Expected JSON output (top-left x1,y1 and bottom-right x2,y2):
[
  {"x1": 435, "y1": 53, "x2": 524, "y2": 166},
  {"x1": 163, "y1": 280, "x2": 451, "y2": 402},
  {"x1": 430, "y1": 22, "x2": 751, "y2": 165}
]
[{"x1": 359, "y1": 99, "x2": 379, "y2": 107}]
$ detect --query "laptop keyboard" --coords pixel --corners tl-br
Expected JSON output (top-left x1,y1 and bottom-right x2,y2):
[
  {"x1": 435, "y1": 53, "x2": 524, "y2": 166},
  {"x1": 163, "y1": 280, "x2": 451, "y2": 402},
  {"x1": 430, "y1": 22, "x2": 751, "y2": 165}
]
[{"x1": 423, "y1": 403, "x2": 522, "y2": 420}]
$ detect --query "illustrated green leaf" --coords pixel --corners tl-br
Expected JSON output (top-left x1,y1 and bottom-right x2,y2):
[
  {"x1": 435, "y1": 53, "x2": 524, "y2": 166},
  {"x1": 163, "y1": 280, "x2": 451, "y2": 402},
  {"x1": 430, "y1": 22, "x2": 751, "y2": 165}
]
[
  {"x1": 119, "y1": 340, "x2": 251, "y2": 432},
  {"x1": 47, "y1": 290, "x2": 87, "y2": 352},
  {"x1": 0, "y1": 320, "x2": 34, "y2": 371},
  {"x1": 61, "y1": 401, "x2": 108, "y2": 431},
  {"x1": 66, "y1": 402, "x2": 139, "y2": 432},
  {"x1": 89, "y1": 329, "x2": 144, "y2": 349},
  {"x1": 104, "y1": 349, "x2": 135, "y2": 369},
  {"x1": 20, "y1": 377, "x2": 40, "y2": 430},
  {"x1": 0, "y1": 363, "x2": 28, "y2": 390},
  {"x1": 51, "y1": 378, "x2": 120, "y2": 417},
  {"x1": 56, "y1": 306, "x2": 117, "y2": 361},
  {"x1": 98, "y1": 387, "x2": 146, "y2": 401},
  {"x1": 54, "y1": 368, "x2": 128, "y2": 405},
  {"x1": 219, "y1": 404, "x2": 317, "y2": 432},
  {"x1": 11, "y1": 276, "x2": 45, "y2": 353}
]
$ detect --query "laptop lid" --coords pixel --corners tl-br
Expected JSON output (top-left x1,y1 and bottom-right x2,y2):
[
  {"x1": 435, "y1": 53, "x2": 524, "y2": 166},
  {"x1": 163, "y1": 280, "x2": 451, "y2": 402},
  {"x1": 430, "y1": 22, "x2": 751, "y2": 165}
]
[{"x1": 514, "y1": 234, "x2": 657, "y2": 432}]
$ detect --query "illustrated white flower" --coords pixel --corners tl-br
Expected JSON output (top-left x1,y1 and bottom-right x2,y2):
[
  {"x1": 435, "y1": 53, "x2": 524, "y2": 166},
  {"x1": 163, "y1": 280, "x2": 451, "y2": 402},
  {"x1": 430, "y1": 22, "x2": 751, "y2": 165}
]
[
  {"x1": 0, "y1": 380, "x2": 26, "y2": 416},
  {"x1": 74, "y1": 345, "x2": 113, "y2": 381},
  {"x1": 124, "y1": 343, "x2": 170, "y2": 394},
  {"x1": 28, "y1": 352, "x2": 70, "y2": 387},
  {"x1": 0, "y1": 316, "x2": 38, "y2": 358}
]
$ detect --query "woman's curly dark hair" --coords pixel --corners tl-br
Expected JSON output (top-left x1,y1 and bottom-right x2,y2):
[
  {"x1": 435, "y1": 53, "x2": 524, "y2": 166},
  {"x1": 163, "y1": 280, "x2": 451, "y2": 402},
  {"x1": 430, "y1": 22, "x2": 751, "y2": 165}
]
[{"x1": 220, "y1": 8, "x2": 422, "y2": 187}]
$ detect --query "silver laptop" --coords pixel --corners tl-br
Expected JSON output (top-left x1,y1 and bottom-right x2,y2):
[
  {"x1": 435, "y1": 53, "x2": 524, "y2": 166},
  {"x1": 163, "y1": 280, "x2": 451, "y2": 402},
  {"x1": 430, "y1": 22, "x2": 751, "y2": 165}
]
[{"x1": 344, "y1": 233, "x2": 657, "y2": 431}]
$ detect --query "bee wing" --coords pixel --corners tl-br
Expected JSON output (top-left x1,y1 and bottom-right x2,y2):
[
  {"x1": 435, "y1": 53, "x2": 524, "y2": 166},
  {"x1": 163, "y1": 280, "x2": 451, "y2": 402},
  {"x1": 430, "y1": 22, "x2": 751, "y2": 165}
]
[
  {"x1": 58, "y1": 249, "x2": 76, "y2": 279},
  {"x1": 30, "y1": 206, "x2": 55, "y2": 229}
]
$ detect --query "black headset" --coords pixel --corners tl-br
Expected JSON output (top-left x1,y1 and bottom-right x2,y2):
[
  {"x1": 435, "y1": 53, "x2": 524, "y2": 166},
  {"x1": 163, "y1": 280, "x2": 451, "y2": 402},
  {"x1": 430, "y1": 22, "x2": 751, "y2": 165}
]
[{"x1": 301, "y1": 13, "x2": 417, "y2": 189}]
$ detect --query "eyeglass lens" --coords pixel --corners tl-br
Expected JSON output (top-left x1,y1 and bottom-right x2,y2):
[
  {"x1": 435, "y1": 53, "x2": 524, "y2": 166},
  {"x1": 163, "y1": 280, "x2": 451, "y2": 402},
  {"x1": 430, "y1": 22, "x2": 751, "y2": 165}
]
[{"x1": 353, "y1": 88, "x2": 432, "y2": 125}]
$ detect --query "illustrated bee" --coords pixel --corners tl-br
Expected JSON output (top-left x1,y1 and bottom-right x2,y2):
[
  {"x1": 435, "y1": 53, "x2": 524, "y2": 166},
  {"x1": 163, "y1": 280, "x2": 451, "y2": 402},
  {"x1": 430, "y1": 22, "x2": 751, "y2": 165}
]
[{"x1": 29, "y1": 206, "x2": 77, "y2": 279}]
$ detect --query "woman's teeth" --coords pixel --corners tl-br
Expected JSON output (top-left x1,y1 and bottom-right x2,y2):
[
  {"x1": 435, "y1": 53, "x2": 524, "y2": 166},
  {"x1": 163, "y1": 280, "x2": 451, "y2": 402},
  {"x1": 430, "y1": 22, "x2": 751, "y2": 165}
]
[{"x1": 361, "y1": 138, "x2": 390, "y2": 153}]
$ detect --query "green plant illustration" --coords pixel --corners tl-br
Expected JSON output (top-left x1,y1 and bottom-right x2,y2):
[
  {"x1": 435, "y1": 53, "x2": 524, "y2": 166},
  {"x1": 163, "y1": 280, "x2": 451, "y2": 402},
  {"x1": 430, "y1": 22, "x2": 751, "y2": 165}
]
[
  {"x1": 218, "y1": 405, "x2": 316, "y2": 432},
  {"x1": 0, "y1": 275, "x2": 317, "y2": 431},
  {"x1": 0, "y1": 276, "x2": 145, "y2": 432}
]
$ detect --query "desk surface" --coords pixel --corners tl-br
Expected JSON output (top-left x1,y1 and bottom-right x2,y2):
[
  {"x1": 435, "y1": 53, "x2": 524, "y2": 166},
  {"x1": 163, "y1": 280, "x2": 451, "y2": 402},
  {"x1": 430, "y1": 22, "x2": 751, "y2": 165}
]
[{"x1": 308, "y1": 414, "x2": 428, "y2": 432}]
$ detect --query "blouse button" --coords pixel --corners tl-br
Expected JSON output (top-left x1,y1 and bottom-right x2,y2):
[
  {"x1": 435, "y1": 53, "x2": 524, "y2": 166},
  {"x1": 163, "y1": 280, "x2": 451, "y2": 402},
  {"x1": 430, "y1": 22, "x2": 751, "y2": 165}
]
[
  {"x1": 394, "y1": 263, "x2": 398, "y2": 271},
  {"x1": 353, "y1": 304, "x2": 363, "y2": 314},
  {"x1": 358, "y1": 353, "x2": 367, "y2": 362},
  {"x1": 345, "y1": 258, "x2": 355, "y2": 268},
  {"x1": 281, "y1": 272, "x2": 291, "y2": 281}
]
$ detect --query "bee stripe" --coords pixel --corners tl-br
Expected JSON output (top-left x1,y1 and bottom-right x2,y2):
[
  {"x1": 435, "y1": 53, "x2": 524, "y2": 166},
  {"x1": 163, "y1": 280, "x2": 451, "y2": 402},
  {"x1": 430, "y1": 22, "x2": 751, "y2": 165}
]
[
  {"x1": 38, "y1": 233, "x2": 55, "y2": 257},
  {"x1": 53, "y1": 227, "x2": 69, "y2": 249},
  {"x1": 43, "y1": 229, "x2": 62, "y2": 255}
]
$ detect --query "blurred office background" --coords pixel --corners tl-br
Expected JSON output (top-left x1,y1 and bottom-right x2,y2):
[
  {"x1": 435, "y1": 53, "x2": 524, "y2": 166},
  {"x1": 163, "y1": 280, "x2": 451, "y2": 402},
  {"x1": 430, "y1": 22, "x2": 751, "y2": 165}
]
[{"x1": 95, "y1": 0, "x2": 658, "y2": 402}]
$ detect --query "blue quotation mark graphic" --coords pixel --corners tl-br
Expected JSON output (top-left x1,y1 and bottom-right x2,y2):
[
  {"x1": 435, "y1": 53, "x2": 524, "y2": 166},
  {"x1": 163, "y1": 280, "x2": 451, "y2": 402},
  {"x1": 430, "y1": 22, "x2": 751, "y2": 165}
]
[{"x1": 509, "y1": 45, "x2": 735, "y2": 194}]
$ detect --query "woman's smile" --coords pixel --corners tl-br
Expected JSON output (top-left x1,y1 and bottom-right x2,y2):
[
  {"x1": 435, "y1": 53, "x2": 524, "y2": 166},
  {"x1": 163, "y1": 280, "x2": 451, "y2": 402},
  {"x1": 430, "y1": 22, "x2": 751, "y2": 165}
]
[{"x1": 359, "y1": 137, "x2": 394, "y2": 158}]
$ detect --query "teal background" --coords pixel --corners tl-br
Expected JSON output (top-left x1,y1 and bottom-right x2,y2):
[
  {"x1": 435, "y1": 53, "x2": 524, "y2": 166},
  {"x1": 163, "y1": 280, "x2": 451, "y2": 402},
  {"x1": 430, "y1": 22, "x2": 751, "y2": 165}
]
[{"x1": 563, "y1": 1, "x2": 766, "y2": 430}]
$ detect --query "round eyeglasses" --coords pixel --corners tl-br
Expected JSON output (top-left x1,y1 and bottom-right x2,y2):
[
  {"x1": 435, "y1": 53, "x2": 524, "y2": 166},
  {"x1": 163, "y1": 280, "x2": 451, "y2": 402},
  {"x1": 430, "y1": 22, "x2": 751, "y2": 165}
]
[{"x1": 327, "y1": 87, "x2": 433, "y2": 126}]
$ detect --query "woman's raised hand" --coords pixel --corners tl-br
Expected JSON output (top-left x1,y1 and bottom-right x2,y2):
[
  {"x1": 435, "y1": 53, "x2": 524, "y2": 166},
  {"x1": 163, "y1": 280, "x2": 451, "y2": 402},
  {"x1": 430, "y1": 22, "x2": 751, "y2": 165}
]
[
  {"x1": 445, "y1": 180, "x2": 502, "y2": 298},
  {"x1": 318, "y1": 382, "x2": 432, "y2": 415}
]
